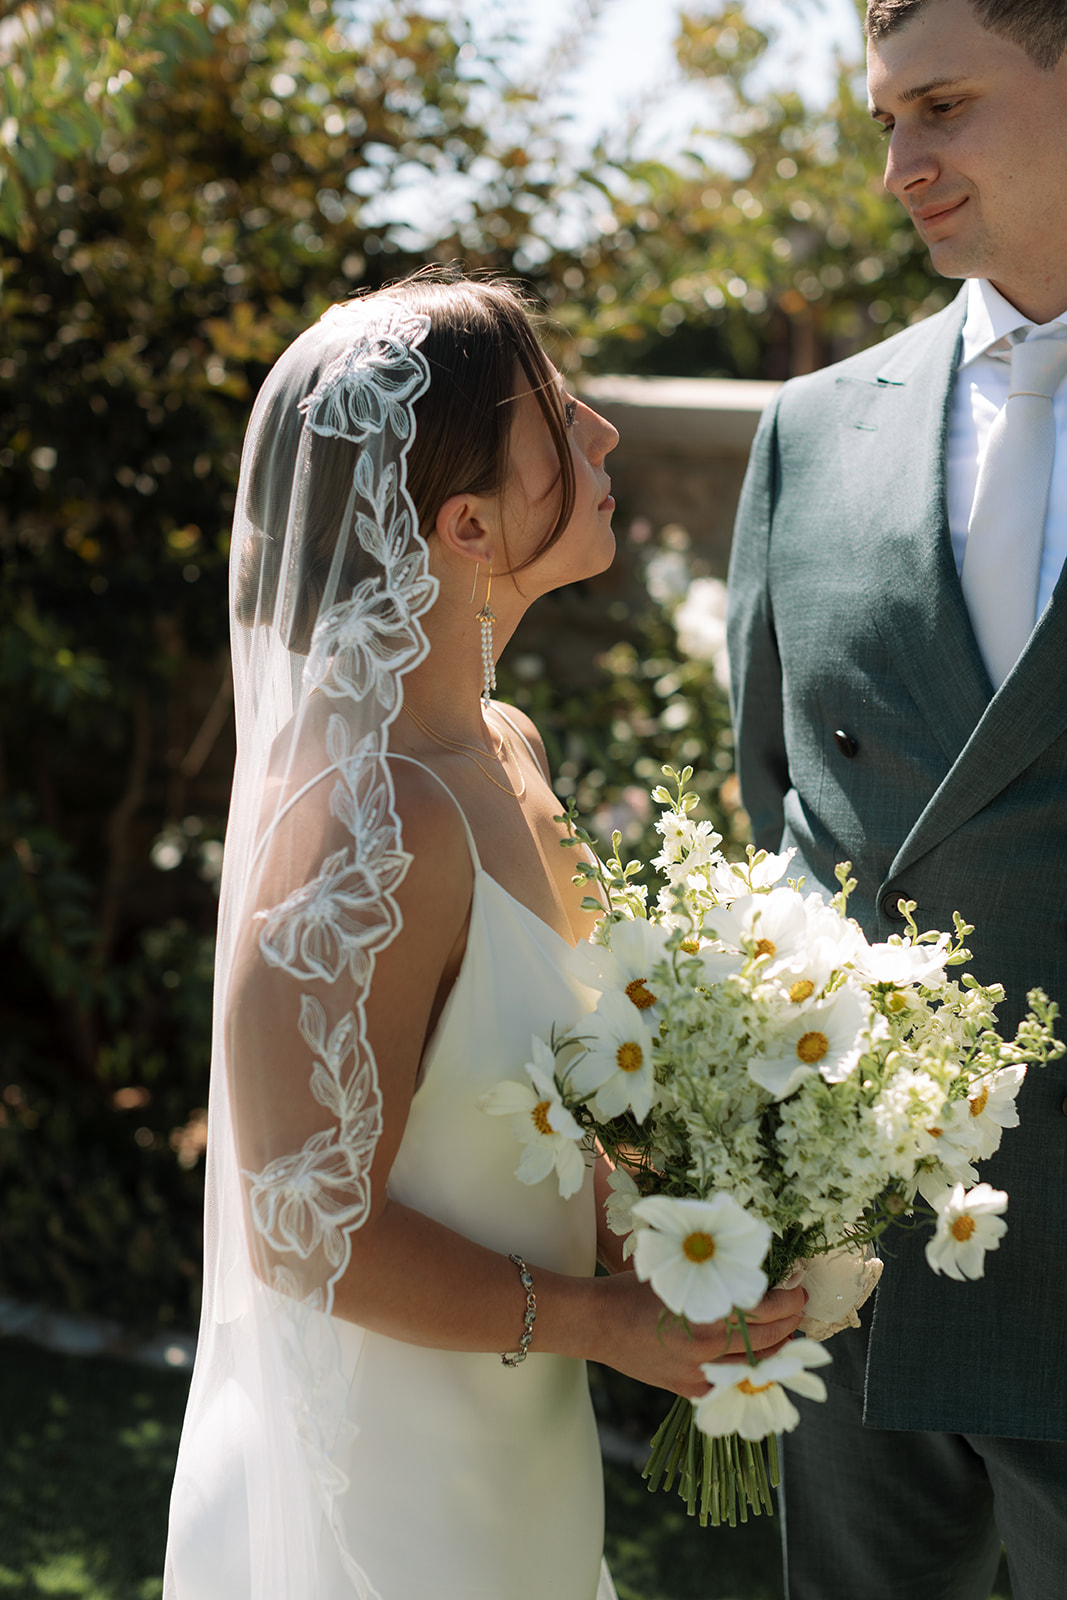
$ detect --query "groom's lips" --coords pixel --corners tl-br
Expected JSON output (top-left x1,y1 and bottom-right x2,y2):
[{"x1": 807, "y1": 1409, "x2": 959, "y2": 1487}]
[{"x1": 912, "y1": 196, "x2": 968, "y2": 233}]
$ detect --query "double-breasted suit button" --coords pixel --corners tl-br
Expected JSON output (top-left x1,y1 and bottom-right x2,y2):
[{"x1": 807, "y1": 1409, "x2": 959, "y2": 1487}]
[
  {"x1": 880, "y1": 891, "x2": 908, "y2": 922},
  {"x1": 833, "y1": 729, "x2": 859, "y2": 758}
]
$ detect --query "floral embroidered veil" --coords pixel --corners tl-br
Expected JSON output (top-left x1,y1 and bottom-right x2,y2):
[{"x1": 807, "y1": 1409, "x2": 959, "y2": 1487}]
[{"x1": 165, "y1": 297, "x2": 440, "y2": 1597}]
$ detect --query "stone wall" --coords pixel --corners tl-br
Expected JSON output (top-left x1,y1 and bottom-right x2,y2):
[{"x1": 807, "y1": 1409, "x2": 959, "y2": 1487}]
[{"x1": 577, "y1": 374, "x2": 780, "y2": 574}]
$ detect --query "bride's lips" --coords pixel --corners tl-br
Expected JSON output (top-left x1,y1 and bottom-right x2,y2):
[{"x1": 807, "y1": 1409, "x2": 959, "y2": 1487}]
[{"x1": 598, "y1": 483, "x2": 614, "y2": 511}]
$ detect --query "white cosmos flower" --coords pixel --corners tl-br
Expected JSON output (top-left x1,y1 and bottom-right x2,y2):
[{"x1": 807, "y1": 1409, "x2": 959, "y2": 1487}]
[
  {"x1": 925, "y1": 1182, "x2": 1007, "y2": 1280},
  {"x1": 704, "y1": 847, "x2": 796, "y2": 900},
  {"x1": 631, "y1": 1193, "x2": 771, "y2": 1322},
  {"x1": 940, "y1": 1065, "x2": 1026, "y2": 1163},
  {"x1": 567, "y1": 918, "x2": 673, "y2": 1015},
  {"x1": 748, "y1": 983, "x2": 866, "y2": 1100},
  {"x1": 694, "y1": 1339, "x2": 832, "y2": 1440},
  {"x1": 567, "y1": 990, "x2": 658, "y2": 1122},
  {"x1": 914, "y1": 1152, "x2": 979, "y2": 1207},
  {"x1": 852, "y1": 933, "x2": 951, "y2": 988},
  {"x1": 478, "y1": 1039, "x2": 586, "y2": 1198},
  {"x1": 705, "y1": 890, "x2": 844, "y2": 1000}
]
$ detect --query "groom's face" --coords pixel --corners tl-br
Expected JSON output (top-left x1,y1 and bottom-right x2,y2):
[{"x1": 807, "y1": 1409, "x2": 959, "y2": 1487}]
[{"x1": 867, "y1": 0, "x2": 1067, "y2": 323}]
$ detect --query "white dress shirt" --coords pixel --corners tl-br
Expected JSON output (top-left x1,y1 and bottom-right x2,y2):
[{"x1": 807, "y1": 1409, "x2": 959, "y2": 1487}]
[{"x1": 947, "y1": 276, "x2": 1067, "y2": 625}]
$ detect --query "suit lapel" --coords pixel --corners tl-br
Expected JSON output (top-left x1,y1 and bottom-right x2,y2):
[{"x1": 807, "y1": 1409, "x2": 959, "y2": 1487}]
[
  {"x1": 891, "y1": 569, "x2": 1067, "y2": 876},
  {"x1": 832, "y1": 286, "x2": 1067, "y2": 877},
  {"x1": 833, "y1": 291, "x2": 990, "y2": 770}
]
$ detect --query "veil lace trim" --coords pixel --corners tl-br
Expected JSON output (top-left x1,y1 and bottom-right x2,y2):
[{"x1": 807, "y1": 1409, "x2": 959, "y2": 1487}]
[{"x1": 220, "y1": 300, "x2": 438, "y2": 1591}]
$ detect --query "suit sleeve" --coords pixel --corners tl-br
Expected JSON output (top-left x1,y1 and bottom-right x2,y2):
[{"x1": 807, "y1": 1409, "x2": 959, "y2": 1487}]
[{"x1": 726, "y1": 393, "x2": 789, "y2": 852}]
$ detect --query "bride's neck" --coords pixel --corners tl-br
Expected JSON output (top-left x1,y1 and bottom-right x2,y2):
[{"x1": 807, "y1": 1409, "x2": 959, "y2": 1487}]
[{"x1": 401, "y1": 606, "x2": 517, "y2": 748}]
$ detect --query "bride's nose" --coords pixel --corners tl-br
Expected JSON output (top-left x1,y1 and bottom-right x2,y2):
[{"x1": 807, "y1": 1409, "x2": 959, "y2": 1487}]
[{"x1": 580, "y1": 402, "x2": 618, "y2": 463}]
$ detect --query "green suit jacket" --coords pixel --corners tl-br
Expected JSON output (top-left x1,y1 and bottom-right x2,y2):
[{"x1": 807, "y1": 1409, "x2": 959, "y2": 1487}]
[{"x1": 727, "y1": 286, "x2": 1067, "y2": 1440}]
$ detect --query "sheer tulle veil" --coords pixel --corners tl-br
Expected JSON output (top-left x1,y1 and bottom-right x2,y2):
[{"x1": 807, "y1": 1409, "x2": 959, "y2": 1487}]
[{"x1": 165, "y1": 295, "x2": 442, "y2": 1597}]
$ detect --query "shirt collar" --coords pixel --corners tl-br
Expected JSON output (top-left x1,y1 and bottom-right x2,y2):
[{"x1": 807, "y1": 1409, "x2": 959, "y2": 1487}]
[{"x1": 959, "y1": 277, "x2": 1067, "y2": 368}]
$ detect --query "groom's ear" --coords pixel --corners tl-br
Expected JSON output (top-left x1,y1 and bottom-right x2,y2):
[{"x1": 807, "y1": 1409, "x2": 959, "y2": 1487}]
[{"x1": 433, "y1": 492, "x2": 497, "y2": 567}]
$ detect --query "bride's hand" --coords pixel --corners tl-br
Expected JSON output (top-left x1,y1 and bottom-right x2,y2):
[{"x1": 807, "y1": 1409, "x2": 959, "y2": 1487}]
[{"x1": 589, "y1": 1272, "x2": 807, "y2": 1400}]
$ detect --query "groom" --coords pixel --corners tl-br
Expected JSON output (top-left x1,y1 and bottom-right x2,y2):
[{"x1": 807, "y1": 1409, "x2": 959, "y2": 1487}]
[{"x1": 726, "y1": 2, "x2": 1067, "y2": 1596}]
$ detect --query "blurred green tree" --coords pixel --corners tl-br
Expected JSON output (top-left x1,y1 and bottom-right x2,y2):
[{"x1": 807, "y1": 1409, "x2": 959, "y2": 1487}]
[{"x1": 554, "y1": 2, "x2": 946, "y2": 377}]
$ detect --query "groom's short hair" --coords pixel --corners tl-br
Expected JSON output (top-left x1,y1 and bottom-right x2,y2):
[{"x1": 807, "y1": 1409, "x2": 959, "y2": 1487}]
[{"x1": 866, "y1": 0, "x2": 1067, "y2": 69}]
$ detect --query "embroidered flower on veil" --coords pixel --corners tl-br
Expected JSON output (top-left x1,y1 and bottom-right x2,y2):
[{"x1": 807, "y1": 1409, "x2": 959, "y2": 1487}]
[
  {"x1": 298, "y1": 310, "x2": 430, "y2": 443},
  {"x1": 246, "y1": 998, "x2": 383, "y2": 1268},
  {"x1": 305, "y1": 575, "x2": 437, "y2": 705}
]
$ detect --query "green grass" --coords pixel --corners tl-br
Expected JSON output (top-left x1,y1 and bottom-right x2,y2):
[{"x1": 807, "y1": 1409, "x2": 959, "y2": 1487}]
[{"x1": 0, "y1": 1338, "x2": 1012, "y2": 1600}]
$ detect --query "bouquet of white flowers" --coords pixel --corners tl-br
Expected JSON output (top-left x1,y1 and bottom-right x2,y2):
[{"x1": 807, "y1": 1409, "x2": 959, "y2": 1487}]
[{"x1": 480, "y1": 768, "x2": 1063, "y2": 1526}]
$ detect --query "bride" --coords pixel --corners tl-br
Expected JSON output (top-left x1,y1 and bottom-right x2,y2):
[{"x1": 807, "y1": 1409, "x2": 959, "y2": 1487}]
[{"x1": 164, "y1": 270, "x2": 805, "y2": 1599}]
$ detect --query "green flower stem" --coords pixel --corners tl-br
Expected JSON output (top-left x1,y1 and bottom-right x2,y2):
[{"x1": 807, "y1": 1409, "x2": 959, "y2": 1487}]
[{"x1": 644, "y1": 1402, "x2": 780, "y2": 1527}]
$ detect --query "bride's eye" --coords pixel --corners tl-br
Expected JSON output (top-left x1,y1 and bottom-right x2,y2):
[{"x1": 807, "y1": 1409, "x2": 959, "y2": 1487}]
[{"x1": 563, "y1": 399, "x2": 578, "y2": 427}]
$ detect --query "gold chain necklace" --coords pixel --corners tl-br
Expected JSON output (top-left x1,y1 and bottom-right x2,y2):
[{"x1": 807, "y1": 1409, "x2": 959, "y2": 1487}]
[{"x1": 402, "y1": 702, "x2": 526, "y2": 800}]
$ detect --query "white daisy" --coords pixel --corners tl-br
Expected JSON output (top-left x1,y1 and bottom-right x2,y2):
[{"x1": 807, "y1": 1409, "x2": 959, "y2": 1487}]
[
  {"x1": 747, "y1": 983, "x2": 866, "y2": 1100},
  {"x1": 852, "y1": 934, "x2": 951, "y2": 988},
  {"x1": 694, "y1": 1339, "x2": 832, "y2": 1440},
  {"x1": 704, "y1": 847, "x2": 796, "y2": 900},
  {"x1": 631, "y1": 1193, "x2": 771, "y2": 1322},
  {"x1": 478, "y1": 1039, "x2": 586, "y2": 1198},
  {"x1": 924, "y1": 1182, "x2": 1008, "y2": 1280},
  {"x1": 940, "y1": 1065, "x2": 1026, "y2": 1163},
  {"x1": 567, "y1": 991, "x2": 658, "y2": 1122},
  {"x1": 567, "y1": 918, "x2": 673, "y2": 1015}
]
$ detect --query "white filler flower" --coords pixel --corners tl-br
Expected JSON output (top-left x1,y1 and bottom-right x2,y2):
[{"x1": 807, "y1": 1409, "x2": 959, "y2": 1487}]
[
  {"x1": 478, "y1": 1039, "x2": 586, "y2": 1198},
  {"x1": 603, "y1": 1165, "x2": 645, "y2": 1260},
  {"x1": 631, "y1": 1193, "x2": 771, "y2": 1322},
  {"x1": 694, "y1": 1339, "x2": 832, "y2": 1439},
  {"x1": 925, "y1": 1182, "x2": 1008, "y2": 1280}
]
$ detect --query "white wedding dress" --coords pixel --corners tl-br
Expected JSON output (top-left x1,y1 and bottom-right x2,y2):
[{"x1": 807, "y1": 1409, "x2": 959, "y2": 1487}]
[{"x1": 169, "y1": 761, "x2": 617, "y2": 1600}]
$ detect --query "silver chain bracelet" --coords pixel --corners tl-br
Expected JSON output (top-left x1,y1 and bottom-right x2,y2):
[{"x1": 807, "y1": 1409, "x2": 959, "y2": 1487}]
[{"x1": 500, "y1": 1253, "x2": 536, "y2": 1366}]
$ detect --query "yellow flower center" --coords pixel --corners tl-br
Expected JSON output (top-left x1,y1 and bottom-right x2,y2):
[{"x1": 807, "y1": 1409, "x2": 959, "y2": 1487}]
[
  {"x1": 625, "y1": 977, "x2": 656, "y2": 1010},
  {"x1": 738, "y1": 1377, "x2": 775, "y2": 1396},
  {"x1": 616, "y1": 1041, "x2": 644, "y2": 1074},
  {"x1": 795, "y1": 1030, "x2": 828, "y2": 1065},
  {"x1": 885, "y1": 989, "x2": 908, "y2": 1013},
  {"x1": 754, "y1": 937, "x2": 776, "y2": 958},
  {"x1": 531, "y1": 1101, "x2": 553, "y2": 1137},
  {"x1": 680, "y1": 939, "x2": 700, "y2": 955},
  {"x1": 788, "y1": 979, "x2": 815, "y2": 1004},
  {"x1": 970, "y1": 1088, "x2": 989, "y2": 1118},
  {"x1": 950, "y1": 1214, "x2": 977, "y2": 1242},
  {"x1": 682, "y1": 1230, "x2": 716, "y2": 1263}
]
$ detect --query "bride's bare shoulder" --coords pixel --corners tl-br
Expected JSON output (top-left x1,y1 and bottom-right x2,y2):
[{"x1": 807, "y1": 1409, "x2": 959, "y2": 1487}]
[
  {"x1": 386, "y1": 754, "x2": 474, "y2": 915},
  {"x1": 490, "y1": 701, "x2": 550, "y2": 780}
]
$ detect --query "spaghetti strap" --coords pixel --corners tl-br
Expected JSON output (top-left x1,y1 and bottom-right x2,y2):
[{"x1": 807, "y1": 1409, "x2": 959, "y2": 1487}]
[
  {"x1": 388, "y1": 752, "x2": 483, "y2": 872},
  {"x1": 491, "y1": 705, "x2": 548, "y2": 780}
]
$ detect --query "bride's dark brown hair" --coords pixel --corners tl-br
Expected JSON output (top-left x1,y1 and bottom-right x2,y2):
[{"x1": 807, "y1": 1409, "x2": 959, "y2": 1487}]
[{"x1": 237, "y1": 269, "x2": 575, "y2": 652}]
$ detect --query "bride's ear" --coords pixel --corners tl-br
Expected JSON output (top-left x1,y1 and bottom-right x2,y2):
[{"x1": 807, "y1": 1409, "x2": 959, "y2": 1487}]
[{"x1": 433, "y1": 492, "x2": 497, "y2": 568}]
